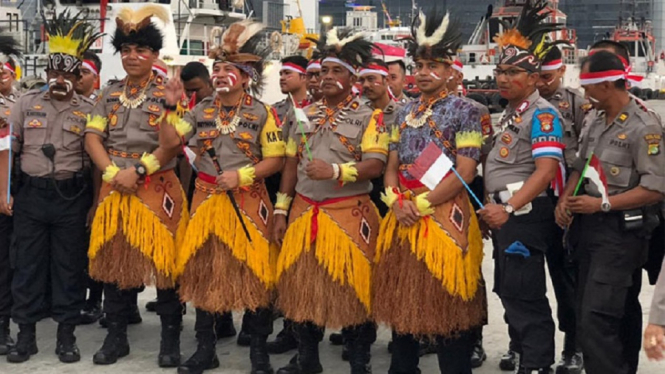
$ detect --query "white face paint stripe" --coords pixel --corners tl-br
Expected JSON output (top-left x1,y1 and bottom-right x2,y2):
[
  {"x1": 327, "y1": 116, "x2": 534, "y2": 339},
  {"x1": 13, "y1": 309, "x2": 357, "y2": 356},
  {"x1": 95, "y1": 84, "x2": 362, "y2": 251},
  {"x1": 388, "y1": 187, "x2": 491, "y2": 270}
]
[
  {"x1": 228, "y1": 72, "x2": 238, "y2": 86},
  {"x1": 64, "y1": 79, "x2": 73, "y2": 93},
  {"x1": 588, "y1": 96, "x2": 600, "y2": 103},
  {"x1": 430, "y1": 72, "x2": 442, "y2": 80},
  {"x1": 138, "y1": 55, "x2": 147, "y2": 61},
  {"x1": 335, "y1": 81, "x2": 344, "y2": 89}
]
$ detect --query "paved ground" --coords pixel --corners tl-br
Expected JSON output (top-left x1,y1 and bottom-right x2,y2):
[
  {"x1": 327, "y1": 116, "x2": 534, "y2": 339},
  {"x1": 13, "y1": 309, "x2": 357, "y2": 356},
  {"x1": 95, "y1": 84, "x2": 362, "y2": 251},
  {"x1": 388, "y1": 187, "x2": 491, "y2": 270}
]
[{"x1": 4, "y1": 101, "x2": 665, "y2": 373}]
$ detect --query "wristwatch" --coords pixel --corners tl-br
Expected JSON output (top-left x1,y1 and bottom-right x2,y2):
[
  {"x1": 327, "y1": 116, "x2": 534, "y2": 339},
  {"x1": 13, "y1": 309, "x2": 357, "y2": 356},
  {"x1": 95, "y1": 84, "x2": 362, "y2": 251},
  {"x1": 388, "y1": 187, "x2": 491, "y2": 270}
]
[
  {"x1": 164, "y1": 102, "x2": 178, "y2": 111},
  {"x1": 601, "y1": 201, "x2": 612, "y2": 213},
  {"x1": 502, "y1": 203, "x2": 515, "y2": 215},
  {"x1": 134, "y1": 163, "x2": 147, "y2": 177}
]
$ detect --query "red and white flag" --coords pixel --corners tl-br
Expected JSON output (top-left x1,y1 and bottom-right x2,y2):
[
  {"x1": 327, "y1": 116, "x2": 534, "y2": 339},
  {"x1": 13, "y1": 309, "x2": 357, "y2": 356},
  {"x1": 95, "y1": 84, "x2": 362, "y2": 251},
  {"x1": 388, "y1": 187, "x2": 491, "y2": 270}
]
[
  {"x1": 582, "y1": 154, "x2": 609, "y2": 205},
  {"x1": 182, "y1": 146, "x2": 198, "y2": 173},
  {"x1": 407, "y1": 142, "x2": 453, "y2": 190},
  {"x1": 0, "y1": 125, "x2": 12, "y2": 152},
  {"x1": 551, "y1": 161, "x2": 566, "y2": 197}
]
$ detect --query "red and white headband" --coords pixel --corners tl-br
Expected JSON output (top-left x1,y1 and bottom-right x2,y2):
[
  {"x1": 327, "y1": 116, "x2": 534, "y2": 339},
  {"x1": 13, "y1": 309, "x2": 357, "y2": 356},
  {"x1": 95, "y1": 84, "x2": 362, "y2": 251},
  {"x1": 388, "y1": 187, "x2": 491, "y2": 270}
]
[
  {"x1": 152, "y1": 64, "x2": 168, "y2": 78},
  {"x1": 280, "y1": 62, "x2": 306, "y2": 74},
  {"x1": 307, "y1": 60, "x2": 321, "y2": 71},
  {"x1": 452, "y1": 60, "x2": 463, "y2": 73},
  {"x1": 2, "y1": 62, "x2": 15, "y2": 75},
  {"x1": 541, "y1": 59, "x2": 563, "y2": 71},
  {"x1": 321, "y1": 57, "x2": 356, "y2": 75},
  {"x1": 579, "y1": 70, "x2": 626, "y2": 85},
  {"x1": 358, "y1": 63, "x2": 388, "y2": 77},
  {"x1": 81, "y1": 60, "x2": 99, "y2": 76},
  {"x1": 588, "y1": 50, "x2": 643, "y2": 85}
]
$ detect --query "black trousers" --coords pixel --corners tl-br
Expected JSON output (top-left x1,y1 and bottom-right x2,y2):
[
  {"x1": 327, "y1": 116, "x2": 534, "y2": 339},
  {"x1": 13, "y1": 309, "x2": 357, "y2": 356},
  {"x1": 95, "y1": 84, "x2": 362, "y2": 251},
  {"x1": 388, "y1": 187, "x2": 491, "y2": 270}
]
[
  {"x1": 0, "y1": 214, "x2": 12, "y2": 317},
  {"x1": 571, "y1": 212, "x2": 648, "y2": 374},
  {"x1": 493, "y1": 197, "x2": 556, "y2": 369},
  {"x1": 389, "y1": 331, "x2": 474, "y2": 374},
  {"x1": 11, "y1": 181, "x2": 91, "y2": 325},
  {"x1": 104, "y1": 284, "x2": 181, "y2": 318},
  {"x1": 546, "y1": 225, "x2": 578, "y2": 350},
  {"x1": 197, "y1": 307, "x2": 272, "y2": 337}
]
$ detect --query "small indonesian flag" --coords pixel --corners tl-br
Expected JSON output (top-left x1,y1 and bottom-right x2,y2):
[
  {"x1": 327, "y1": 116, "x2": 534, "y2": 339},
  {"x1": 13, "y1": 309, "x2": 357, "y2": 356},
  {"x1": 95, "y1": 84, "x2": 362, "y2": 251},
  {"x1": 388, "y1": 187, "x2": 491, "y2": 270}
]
[
  {"x1": 582, "y1": 154, "x2": 609, "y2": 205},
  {"x1": 293, "y1": 107, "x2": 312, "y2": 130},
  {"x1": 551, "y1": 161, "x2": 566, "y2": 197},
  {"x1": 0, "y1": 125, "x2": 12, "y2": 152},
  {"x1": 183, "y1": 145, "x2": 198, "y2": 173},
  {"x1": 407, "y1": 142, "x2": 453, "y2": 190}
]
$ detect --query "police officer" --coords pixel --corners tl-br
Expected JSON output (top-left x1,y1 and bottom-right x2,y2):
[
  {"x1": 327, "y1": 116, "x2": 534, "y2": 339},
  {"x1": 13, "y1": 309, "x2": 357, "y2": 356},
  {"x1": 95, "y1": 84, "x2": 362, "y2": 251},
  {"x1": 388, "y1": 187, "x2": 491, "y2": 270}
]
[
  {"x1": 536, "y1": 47, "x2": 587, "y2": 373},
  {"x1": 0, "y1": 13, "x2": 99, "y2": 364},
  {"x1": 479, "y1": 2, "x2": 564, "y2": 372},
  {"x1": 556, "y1": 50, "x2": 665, "y2": 374},
  {"x1": 0, "y1": 57, "x2": 20, "y2": 101},
  {"x1": 306, "y1": 58, "x2": 323, "y2": 103},
  {"x1": 386, "y1": 60, "x2": 412, "y2": 104}
]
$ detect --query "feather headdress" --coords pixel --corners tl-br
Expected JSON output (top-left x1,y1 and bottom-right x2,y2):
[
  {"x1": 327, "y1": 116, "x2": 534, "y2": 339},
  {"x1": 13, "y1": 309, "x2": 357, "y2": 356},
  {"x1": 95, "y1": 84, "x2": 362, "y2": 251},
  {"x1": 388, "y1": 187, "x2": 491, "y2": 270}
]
[
  {"x1": 494, "y1": 0, "x2": 566, "y2": 71},
  {"x1": 405, "y1": 9, "x2": 462, "y2": 62},
  {"x1": 310, "y1": 27, "x2": 375, "y2": 73},
  {"x1": 0, "y1": 29, "x2": 21, "y2": 65},
  {"x1": 42, "y1": 10, "x2": 102, "y2": 74},
  {"x1": 208, "y1": 20, "x2": 271, "y2": 95},
  {"x1": 112, "y1": 4, "x2": 169, "y2": 52}
]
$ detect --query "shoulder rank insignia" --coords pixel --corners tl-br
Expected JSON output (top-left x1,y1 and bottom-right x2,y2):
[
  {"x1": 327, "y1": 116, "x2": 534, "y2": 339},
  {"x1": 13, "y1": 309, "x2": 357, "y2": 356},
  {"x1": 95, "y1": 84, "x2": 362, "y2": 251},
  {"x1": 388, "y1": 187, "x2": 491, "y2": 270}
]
[
  {"x1": 553, "y1": 92, "x2": 563, "y2": 100},
  {"x1": 558, "y1": 101, "x2": 570, "y2": 110},
  {"x1": 618, "y1": 112, "x2": 629, "y2": 123},
  {"x1": 148, "y1": 104, "x2": 161, "y2": 113},
  {"x1": 243, "y1": 113, "x2": 259, "y2": 122},
  {"x1": 537, "y1": 112, "x2": 556, "y2": 133},
  {"x1": 156, "y1": 75, "x2": 164, "y2": 84},
  {"x1": 153, "y1": 91, "x2": 165, "y2": 98},
  {"x1": 72, "y1": 110, "x2": 86, "y2": 119},
  {"x1": 244, "y1": 95, "x2": 253, "y2": 106}
]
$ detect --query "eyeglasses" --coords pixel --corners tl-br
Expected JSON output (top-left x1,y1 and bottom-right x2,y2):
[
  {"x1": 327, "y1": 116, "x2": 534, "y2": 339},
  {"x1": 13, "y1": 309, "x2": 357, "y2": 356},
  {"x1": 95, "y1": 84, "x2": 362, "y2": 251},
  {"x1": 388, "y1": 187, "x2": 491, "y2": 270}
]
[
  {"x1": 493, "y1": 68, "x2": 529, "y2": 77},
  {"x1": 307, "y1": 72, "x2": 320, "y2": 79}
]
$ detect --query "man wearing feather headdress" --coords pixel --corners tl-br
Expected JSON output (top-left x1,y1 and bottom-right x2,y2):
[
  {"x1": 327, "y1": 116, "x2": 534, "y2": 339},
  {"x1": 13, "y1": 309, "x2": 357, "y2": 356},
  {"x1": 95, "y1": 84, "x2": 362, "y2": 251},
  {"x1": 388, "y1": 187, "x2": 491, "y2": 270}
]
[
  {"x1": 84, "y1": 4, "x2": 192, "y2": 367},
  {"x1": 478, "y1": 1, "x2": 567, "y2": 372},
  {"x1": 0, "y1": 11, "x2": 98, "y2": 364},
  {"x1": 271, "y1": 27, "x2": 387, "y2": 374},
  {"x1": 174, "y1": 20, "x2": 284, "y2": 374},
  {"x1": 371, "y1": 8, "x2": 485, "y2": 374}
]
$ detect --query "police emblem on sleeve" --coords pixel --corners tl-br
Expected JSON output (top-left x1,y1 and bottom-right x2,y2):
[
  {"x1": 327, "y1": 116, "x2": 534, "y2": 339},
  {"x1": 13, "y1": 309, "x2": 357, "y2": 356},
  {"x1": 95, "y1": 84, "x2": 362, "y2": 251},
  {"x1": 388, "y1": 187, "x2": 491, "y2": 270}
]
[
  {"x1": 537, "y1": 113, "x2": 555, "y2": 133},
  {"x1": 645, "y1": 134, "x2": 662, "y2": 156}
]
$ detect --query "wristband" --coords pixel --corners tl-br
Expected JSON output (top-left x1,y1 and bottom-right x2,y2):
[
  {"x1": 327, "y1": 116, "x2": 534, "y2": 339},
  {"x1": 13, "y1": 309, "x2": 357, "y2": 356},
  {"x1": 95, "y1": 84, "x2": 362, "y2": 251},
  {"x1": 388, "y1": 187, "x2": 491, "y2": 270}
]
[
  {"x1": 163, "y1": 103, "x2": 178, "y2": 111},
  {"x1": 275, "y1": 192, "x2": 293, "y2": 211},
  {"x1": 274, "y1": 209, "x2": 288, "y2": 216},
  {"x1": 380, "y1": 186, "x2": 403, "y2": 209},
  {"x1": 331, "y1": 163, "x2": 340, "y2": 180},
  {"x1": 237, "y1": 165, "x2": 256, "y2": 187},
  {"x1": 140, "y1": 153, "x2": 161, "y2": 175},
  {"x1": 415, "y1": 192, "x2": 435, "y2": 216},
  {"x1": 102, "y1": 163, "x2": 120, "y2": 183}
]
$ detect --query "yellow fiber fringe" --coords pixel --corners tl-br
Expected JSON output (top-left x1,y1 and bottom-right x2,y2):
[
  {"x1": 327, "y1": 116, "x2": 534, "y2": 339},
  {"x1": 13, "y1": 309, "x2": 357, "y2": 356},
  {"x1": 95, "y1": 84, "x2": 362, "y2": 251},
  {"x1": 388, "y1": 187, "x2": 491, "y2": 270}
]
[
  {"x1": 455, "y1": 131, "x2": 484, "y2": 149},
  {"x1": 89, "y1": 190, "x2": 189, "y2": 280},
  {"x1": 375, "y1": 205, "x2": 483, "y2": 301},
  {"x1": 277, "y1": 208, "x2": 372, "y2": 311},
  {"x1": 175, "y1": 193, "x2": 276, "y2": 287}
]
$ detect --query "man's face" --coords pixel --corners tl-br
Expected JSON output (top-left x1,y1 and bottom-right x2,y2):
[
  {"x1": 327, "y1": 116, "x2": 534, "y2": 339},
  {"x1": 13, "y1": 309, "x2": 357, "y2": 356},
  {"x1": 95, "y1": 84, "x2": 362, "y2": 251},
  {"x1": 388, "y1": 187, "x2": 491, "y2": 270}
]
[
  {"x1": 279, "y1": 69, "x2": 307, "y2": 94},
  {"x1": 446, "y1": 70, "x2": 463, "y2": 93},
  {"x1": 387, "y1": 63, "x2": 406, "y2": 96},
  {"x1": 414, "y1": 59, "x2": 450, "y2": 95},
  {"x1": 47, "y1": 69, "x2": 78, "y2": 101},
  {"x1": 320, "y1": 61, "x2": 355, "y2": 97},
  {"x1": 494, "y1": 64, "x2": 538, "y2": 101},
  {"x1": 76, "y1": 64, "x2": 97, "y2": 96},
  {"x1": 183, "y1": 77, "x2": 213, "y2": 103},
  {"x1": 536, "y1": 66, "x2": 565, "y2": 98},
  {"x1": 580, "y1": 63, "x2": 610, "y2": 110},
  {"x1": 359, "y1": 73, "x2": 388, "y2": 102},
  {"x1": 0, "y1": 68, "x2": 14, "y2": 94},
  {"x1": 212, "y1": 62, "x2": 249, "y2": 94},
  {"x1": 120, "y1": 44, "x2": 158, "y2": 77},
  {"x1": 307, "y1": 68, "x2": 322, "y2": 99}
]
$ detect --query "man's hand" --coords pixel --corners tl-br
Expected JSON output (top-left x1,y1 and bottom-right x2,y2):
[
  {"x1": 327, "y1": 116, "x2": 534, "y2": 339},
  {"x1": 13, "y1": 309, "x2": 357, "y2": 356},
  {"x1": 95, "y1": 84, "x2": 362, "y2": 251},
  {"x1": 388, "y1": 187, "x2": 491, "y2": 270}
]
[
  {"x1": 478, "y1": 203, "x2": 510, "y2": 229},
  {"x1": 216, "y1": 171, "x2": 239, "y2": 191},
  {"x1": 305, "y1": 159, "x2": 334, "y2": 180},
  {"x1": 479, "y1": 219, "x2": 492, "y2": 240},
  {"x1": 272, "y1": 214, "x2": 287, "y2": 247},
  {"x1": 164, "y1": 68, "x2": 184, "y2": 107},
  {"x1": 393, "y1": 200, "x2": 420, "y2": 227},
  {"x1": 0, "y1": 193, "x2": 12, "y2": 216},
  {"x1": 555, "y1": 196, "x2": 573, "y2": 228},
  {"x1": 112, "y1": 168, "x2": 140, "y2": 195},
  {"x1": 567, "y1": 195, "x2": 601, "y2": 214},
  {"x1": 644, "y1": 324, "x2": 665, "y2": 361}
]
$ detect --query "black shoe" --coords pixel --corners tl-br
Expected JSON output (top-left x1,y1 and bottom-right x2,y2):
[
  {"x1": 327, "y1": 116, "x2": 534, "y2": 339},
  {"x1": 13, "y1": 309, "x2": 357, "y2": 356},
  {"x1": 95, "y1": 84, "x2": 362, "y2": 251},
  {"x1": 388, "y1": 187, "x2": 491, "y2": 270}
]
[
  {"x1": 276, "y1": 349, "x2": 323, "y2": 373},
  {"x1": 177, "y1": 331, "x2": 219, "y2": 374},
  {"x1": 214, "y1": 313, "x2": 236, "y2": 339},
  {"x1": 93, "y1": 319, "x2": 130, "y2": 365},
  {"x1": 158, "y1": 316, "x2": 181, "y2": 368},
  {"x1": 499, "y1": 350, "x2": 519, "y2": 371},
  {"x1": 55, "y1": 324, "x2": 80, "y2": 363},
  {"x1": 267, "y1": 327, "x2": 298, "y2": 354},
  {"x1": 518, "y1": 367, "x2": 552, "y2": 374},
  {"x1": 418, "y1": 339, "x2": 436, "y2": 356},
  {"x1": 349, "y1": 342, "x2": 372, "y2": 374},
  {"x1": 79, "y1": 301, "x2": 103, "y2": 325},
  {"x1": 237, "y1": 330, "x2": 251, "y2": 347},
  {"x1": 145, "y1": 298, "x2": 158, "y2": 312},
  {"x1": 329, "y1": 332, "x2": 344, "y2": 346},
  {"x1": 99, "y1": 305, "x2": 143, "y2": 328},
  {"x1": 251, "y1": 335, "x2": 273, "y2": 374},
  {"x1": 470, "y1": 340, "x2": 486, "y2": 368},
  {"x1": 6, "y1": 324, "x2": 37, "y2": 363},
  {"x1": 555, "y1": 351, "x2": 583, "y2": 374},
  {"x1": 0, "y1": 316, "x2": 14, "y2": 355}
]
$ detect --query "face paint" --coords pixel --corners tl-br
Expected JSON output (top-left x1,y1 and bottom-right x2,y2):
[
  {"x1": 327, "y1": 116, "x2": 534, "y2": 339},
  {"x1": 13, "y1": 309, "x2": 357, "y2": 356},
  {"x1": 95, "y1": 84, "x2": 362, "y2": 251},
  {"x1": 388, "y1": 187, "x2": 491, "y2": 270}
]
[
  {"x1": 545, "y1": 78, "x2": 557, "y2": 86},
  {"x1": 49, "y1": 78, "x2": 68, "y2": 96},
  {"x1": 228, "y1": 72, "x2": 238, "y2": 87},
  {"x1": 512, "y1": 80, "x2": 524, "y2": 89},
  {"x1": 121, "y1": 54, "x2": 129, "y2": 60},
  {"x1": 588, "y1": 96, "x2": 600, "y2": 103},
  {"x1": 430, "y1": 72, "x2": 442, "y2": 80},
  {"x1": 138, "y1": 55, "x2": 148, "y2": 61},
  {"x1": 335, "y1": 81, "x2": 344, "y2": 90},
  {"x1": 64, "y1": 79, "x2": 73, "y2": 93}
]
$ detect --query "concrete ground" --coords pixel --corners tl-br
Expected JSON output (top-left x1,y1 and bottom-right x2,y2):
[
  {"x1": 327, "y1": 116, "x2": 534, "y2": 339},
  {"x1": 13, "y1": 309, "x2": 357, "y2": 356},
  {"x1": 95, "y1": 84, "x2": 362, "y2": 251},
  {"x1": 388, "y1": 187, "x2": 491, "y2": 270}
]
[{"x1": 3, "y1": 102, "x2": 665, "y2": 373}]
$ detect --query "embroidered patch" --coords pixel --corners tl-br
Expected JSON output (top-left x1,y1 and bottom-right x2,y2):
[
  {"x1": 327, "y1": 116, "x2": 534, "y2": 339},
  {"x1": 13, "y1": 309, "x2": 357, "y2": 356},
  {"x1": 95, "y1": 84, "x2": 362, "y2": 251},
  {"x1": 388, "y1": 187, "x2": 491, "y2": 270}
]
[
  {"x1": 33, "y1": 105, "x2": 42, "y2": 110},
  {"x1": 162, "y1": 191, "x2": 175, "y2": 218},
  {"x1": 71, "y1": 110, "x2": 86, "y2": 118},
  {"x1": 149, "y1": 114, "x2": 160, "y2": 127},
  {"x1": 239, "y1": 132, "x2": 253, "y2": 140},
  {"x1": 537, "y1": 113, "x2": 555, "y2": 133},
  {"x1": 558, "y1": 101, "x2": 570, "y2": 110},
  {"x1": 148, "y1": 104, "x2": 160, "y2": 113},
  {"x1": 204, "y1": 108, "x2": 216, "y2": 114},
  {"x1": 69, "y1": 125, "x2": 82, "y2": 134},
  {"x1": 610, "y1": 166, "x2": 620, "y2": 176},
  {"x1": 515, "y1": 116, "x2": 523, "y2": 124},
  {"x1": 617, "y1": 133, "x2": 627, "y2": 140},
  {"x1": 359, "y1": 217, "x2": 371, "y2": 245},
  {"x1": 499, "y1": 147, "x2": 509, "y2": 158},
  {"x1": 110, "y1": 114, "x2": 118, "y2": 127},
  {"x1": 28, "y1": 119, "x2": 42, "y2": 128},
  {"x1": 203, "y1": 114, "x2": 214, "y2": 119},
  {"x1": 258, "y1": 199, "x2": 269, "y2": 226},
  {"x1": 244, "y1": 96, "x2": 253, "y2": 106},
  {"x1": 501, "y1": 133, "x2": 512, "y2": 144},
  {"x1": 449, "y1": 203, "x2": 464, "y2": 233},
  {"x1": 153, "y1": 91, "x2": 165, "y2": 98},
  {"x1": 618, "y1": 112, "x2": 629, "y2": 123},
  {"x1": 480, "y1": 114, "x2": 492, "y2": 136},
  {"x1": 243, "y1": 113, "x2": 259, "y2": 121},
  {"x1": 648, "y1": 144, "x2": 660, "y2": 155},
  {"x1": 110, "y1": 92, "x2": 122, "y2": 97},
  {"x1": 350, "y1": 101, "x2": 360, "y2": 110}
]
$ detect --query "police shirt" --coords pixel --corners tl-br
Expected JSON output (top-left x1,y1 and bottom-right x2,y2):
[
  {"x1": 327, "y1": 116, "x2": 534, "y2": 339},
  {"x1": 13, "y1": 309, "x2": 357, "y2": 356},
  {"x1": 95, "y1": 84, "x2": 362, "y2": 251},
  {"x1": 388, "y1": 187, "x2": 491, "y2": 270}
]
[{"x1": 544, "y1": 86, "x2": 588, "y2": 167}]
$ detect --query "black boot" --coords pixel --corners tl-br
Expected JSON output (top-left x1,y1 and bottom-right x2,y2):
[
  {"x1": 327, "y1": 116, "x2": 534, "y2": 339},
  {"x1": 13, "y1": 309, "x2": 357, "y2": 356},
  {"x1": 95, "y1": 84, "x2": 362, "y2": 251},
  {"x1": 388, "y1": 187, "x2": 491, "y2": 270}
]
[
  {"x1": 145, "y1": 298, "x2": 158, "y2": 312},
  {"x1": 0, "y1": 316, "x2": 14, "y2": 355},
  {"x1": 55, "y1": 323, "x2": 80, "y2": 363},
  {"x1": 251, "y1": 335, "x2": 273, "y2": 374},
  {"x1": 347, "y1": 330, "x2": 372, "y2": 374},
  {"x1": 470, "y1": 337, "x2": 486, "y2": 368},
  {"x1": 99, "y1": 304, "x2": 142, "y2": 328},
  {"x1": 93, "y1": 316, "x2": 130, "y2": 365},
  {"x1": 178, "y1": 330, "x2": 219, "y2": 374},
  {"x1": 499, "y1": 349, "x2": 519, "y2": 371},
  {"x1": 79, "y1": 300, "x2": 103, "y2": 325},
  {"x1": 237, "y1": 311, "x2": 252, "y2": 346},
  {"x1": 159, "y1": 314, "x2": 182, "y2": 367},
  {"x1": 517, "y1": 367, "x2": 552, "y2": 374},
  {"x1": 214, "y1": 312, "x2": 236, "y2": 339},
  {"x1": 6, "y1": 323, "x2": 37, "y2": 363},
  {"x1": 267, "y1": 320, "x2": 298, "y2": 354},
  {"x1": 388, "y1": 333, "x2": 419, "y2": 374},
  {"x1": 276, "y1": 324, "x2": 323, "y2": 374},
  {"x1": 555, "y1": 333, "x2": 583, "y2": 374}
]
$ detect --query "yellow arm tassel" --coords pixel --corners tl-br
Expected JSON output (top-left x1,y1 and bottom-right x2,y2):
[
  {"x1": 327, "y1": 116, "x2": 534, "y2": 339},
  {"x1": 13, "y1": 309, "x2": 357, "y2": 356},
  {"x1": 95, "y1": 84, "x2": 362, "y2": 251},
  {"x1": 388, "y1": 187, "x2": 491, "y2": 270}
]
[
  {"x1": 88, "y1": 189, "x2": 189, "y2": 280},
  {"x1": 277, "y1": 208, "x2": 372, "y2": 311},
  {"x1": 415, "y1": 192, "x2": 434, "y2": 216},
  {"x1": 360, "y1": 109, "x2": 389, "y2": 155},
  {"x1": 174, "y1": 193, "x2": 276, "y2": 286},
  {"x1": 166, "y1": 112, "x2": 193, "y2": 138},
  {"x1": 389, "y1": 126, "x2": 400, "y2": 144},
  {"x1": 455, "y1": 131, "x2": 483, "y2": 149},
  {"x1": 102, "y1": 163, "x2": 120, "y2": 183},
  {"x1": 375, "y1": 204, "x2": 484, "y2": 301},
  {"x1": 275, "y1": 192, "x2": 293, "y2": 211},
  {"x1": 338, "y1": 162, "x2": 358, "y2": 185},
  {"x1": 86, "y1": 114, "x2": 108, "y2": 132},
  {"x1": 238, "y1": 165, "x2": 256, "y2": 187},
  {"x1": 380, "y1": 187, "x2": 400, "y2": 209},
  {"x1": 285, "y1": 138, "x2": 297, "y2": 158},
  {"x1": 140, "y1": 153, "x2": 161, "y2": 175}
]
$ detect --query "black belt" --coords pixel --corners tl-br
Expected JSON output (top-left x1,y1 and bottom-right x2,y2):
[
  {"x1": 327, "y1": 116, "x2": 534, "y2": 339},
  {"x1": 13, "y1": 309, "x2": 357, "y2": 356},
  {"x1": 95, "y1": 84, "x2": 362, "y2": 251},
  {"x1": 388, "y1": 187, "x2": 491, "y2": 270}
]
[{"x1": 20, "y1": 172, "x2": 87, "y2": 191}]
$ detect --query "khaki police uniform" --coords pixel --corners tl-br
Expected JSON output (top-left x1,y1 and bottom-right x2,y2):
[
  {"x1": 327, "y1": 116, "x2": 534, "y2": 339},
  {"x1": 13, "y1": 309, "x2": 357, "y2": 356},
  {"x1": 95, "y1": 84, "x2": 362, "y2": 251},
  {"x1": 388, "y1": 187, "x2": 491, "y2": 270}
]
[
  {"x1": 545, "y1": 86, "x2": 588, "y2": 168},
  {"x1": 570, "y1": 98, "x2": 665, "y2": 374},
  {"x1": 0, "y1": 92, "x2": 15, "y2": 323},
  {"x1": 485, "y1": 90, "x2": 563, "y2": 369},
  {"x1": 8, "y1": 89, "x2": 94, "y2": 325}
]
